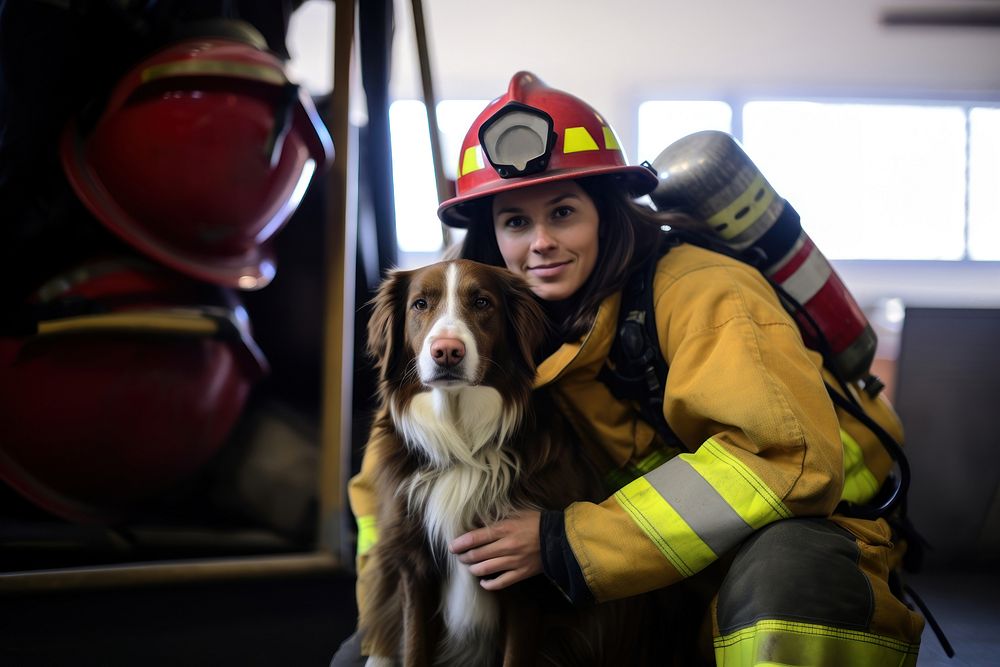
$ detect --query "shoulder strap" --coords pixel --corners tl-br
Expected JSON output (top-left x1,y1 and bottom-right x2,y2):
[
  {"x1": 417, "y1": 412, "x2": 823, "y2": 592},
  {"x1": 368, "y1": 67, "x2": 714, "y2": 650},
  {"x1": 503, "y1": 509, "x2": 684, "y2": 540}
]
[
  {"x1": 598, "y1": 229, "x2": 910, "y2": 521},
  {"x1": 597, "y1": 232, "x2": 680, "y2": 446}
]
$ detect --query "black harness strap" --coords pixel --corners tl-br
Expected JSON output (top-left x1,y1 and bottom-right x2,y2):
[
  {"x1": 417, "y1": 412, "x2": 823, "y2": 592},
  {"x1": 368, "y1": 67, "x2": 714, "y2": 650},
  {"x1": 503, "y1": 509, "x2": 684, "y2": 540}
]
[
  {"x1": 597, "y1": 230, "x2": 911, "y2": 521},
  {"x1": 597, "y1": 233, "x2": 680, "y2": 448}
]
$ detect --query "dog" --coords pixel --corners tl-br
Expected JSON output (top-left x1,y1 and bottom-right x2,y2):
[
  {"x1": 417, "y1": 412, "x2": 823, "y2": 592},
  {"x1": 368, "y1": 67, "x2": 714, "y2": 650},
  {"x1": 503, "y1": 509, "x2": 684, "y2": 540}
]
[{"x1": 358, "y1": 259, "x2": 664, "y2": 666}]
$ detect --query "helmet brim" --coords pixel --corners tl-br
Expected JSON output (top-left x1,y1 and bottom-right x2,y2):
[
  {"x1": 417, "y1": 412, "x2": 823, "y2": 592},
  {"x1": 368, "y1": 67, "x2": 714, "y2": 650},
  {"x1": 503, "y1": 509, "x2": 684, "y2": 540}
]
[{"x1": 437, "y1": 164, "x2": 659, "y2": 228}]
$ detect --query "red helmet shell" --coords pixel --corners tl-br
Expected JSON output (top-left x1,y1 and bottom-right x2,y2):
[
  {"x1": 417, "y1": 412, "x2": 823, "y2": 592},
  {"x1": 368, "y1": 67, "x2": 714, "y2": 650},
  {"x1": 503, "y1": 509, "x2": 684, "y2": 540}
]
[
  {"x1": 438, "y1": 71, "x2": 657, "y2": 227},
  {"x1": 0, "y1": 258, "x2": 268, "y2": 523},
  {"x1": 60, "y1": 38, "x2": 334, "y2": 290}
]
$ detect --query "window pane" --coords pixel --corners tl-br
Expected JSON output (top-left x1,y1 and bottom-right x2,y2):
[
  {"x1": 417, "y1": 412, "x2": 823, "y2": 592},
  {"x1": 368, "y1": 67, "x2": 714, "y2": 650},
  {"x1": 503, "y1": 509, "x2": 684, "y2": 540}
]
[
  {"x1": 390, "y1": 100, "x2": 487, "y2": 253},
  {"x1": 969, "y1": 107, "x2": 1000, "y2": 261},
  {"x1": 390, "y1": 101, "x2": 440, "y2": 252},
  {"x1": 437, "y1": 101, "x2": 489, "y2": 179},
  {"x1": 742, "y1": 102, "x2": 967, "y2": 260},
  {"x1": 637, "y1": 101, "x2": 733, "y2": 165}
]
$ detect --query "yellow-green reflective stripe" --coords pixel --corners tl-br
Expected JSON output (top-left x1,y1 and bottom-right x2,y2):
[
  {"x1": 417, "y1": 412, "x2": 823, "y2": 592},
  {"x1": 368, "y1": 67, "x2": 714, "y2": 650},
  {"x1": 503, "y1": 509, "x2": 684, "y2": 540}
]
[
  {"x1": 601, "y1": 126, "x2": 620, "y2": 151},
  {"x1": 714, "y1": 619, "x2": 920, "y2": 667},
  {"x1": 142, "y1": 60, "x2": 286, "y2": 85},
  {"x1": 840, "y1": 428, "x2": 880, "y2": 505},
  {"x1": 460, "y1": 145, "x2": 483, "y2": 176},
  {"x1": 685, "y1": 438, "x2": 792, "y2": 529},
  {"x1": 634, "y1": 447, "x2": 673, "y2": 473},
  {"x1": 36, "y1": 311, "x2": 220, "y2": 337},
  {"x1": 563, "y1": 126, "x2": 599, "y2": 153},
  {"x1": 646, "y1": 457, "x2": 755, "y2": 557},
  {"x1": 356, "y1": 515, "x2": 378, "y2": 555},
  {"x1": 614, "y1": 477, "x2": 715, "y2": 578},
  {"x1": 604, "y1": 447, "x2": 679, "y2": 491},
  {"x1": 707, "y1": 173, "x2": 777, "y2": 241}
]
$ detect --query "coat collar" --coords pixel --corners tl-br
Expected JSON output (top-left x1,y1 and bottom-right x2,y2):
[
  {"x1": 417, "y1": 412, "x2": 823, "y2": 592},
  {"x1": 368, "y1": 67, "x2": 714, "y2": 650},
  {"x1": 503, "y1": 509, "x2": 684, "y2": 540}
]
[{"x1": 534, "y1": 290, "x2": 622, "y2": 388}]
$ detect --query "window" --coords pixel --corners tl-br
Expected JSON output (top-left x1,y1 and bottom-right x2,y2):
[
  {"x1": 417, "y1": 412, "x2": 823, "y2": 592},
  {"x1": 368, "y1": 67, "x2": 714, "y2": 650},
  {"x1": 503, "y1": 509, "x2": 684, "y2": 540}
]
[
  {"x1": 636, "y1": 101, "x2": 733, "y2": 165},
  {"x1": 390, "y1": 100, "x2": 487, "y2": 253},
  {"x1": 969, "y1": 107, "x2": 1000, "y2": 261},
  {"x1": 741, "y1": 102, "x2": 968, "y2": 260},
  {"x1": 637, "y1": 98, "x2": 999, "y2": 261}
]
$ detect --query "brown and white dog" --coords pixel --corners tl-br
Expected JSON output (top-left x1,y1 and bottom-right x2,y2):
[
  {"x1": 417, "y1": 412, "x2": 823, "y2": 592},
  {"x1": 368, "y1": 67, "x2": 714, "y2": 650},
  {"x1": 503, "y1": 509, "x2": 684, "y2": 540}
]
[{"x1": 359, "y1": 260, "x2": 662, "y2": 666}]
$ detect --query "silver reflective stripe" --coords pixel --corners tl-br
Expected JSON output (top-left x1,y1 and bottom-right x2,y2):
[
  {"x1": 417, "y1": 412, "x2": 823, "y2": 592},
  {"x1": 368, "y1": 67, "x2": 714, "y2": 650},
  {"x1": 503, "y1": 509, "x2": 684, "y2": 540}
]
[
  {"x1": 774, "y1": 242, "x2": 831, "y2": 304},
  {"x1": 645, "y1": 457, "x2": 755, "y2": 556}
]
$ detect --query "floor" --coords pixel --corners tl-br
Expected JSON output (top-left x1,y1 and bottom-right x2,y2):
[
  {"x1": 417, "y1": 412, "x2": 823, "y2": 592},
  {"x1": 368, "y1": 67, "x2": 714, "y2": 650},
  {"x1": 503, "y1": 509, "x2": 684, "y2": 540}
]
[
  {"x1": 909, "y1": 568, "x2": 1000, "y2": 666},
  {"x1": 0, "y1": 565, "x2": 995, "y2": 665},
  {"x1": 0, "y1": 570, "x2": 358, "y2": 666}
]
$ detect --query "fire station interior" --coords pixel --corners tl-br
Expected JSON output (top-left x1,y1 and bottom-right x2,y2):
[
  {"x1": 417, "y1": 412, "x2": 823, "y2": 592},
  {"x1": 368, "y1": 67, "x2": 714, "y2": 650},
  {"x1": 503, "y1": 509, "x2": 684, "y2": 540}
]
[{"x1": 1, "y1": 1, "x2": 998, "y2": 665}]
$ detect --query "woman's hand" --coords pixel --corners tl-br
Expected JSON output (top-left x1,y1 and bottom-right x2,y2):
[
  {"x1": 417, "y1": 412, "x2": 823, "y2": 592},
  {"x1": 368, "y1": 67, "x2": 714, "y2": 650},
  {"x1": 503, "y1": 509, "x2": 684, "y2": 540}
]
[{"x1": 448, "y1": 510, "x2": 542, "y2": 590}]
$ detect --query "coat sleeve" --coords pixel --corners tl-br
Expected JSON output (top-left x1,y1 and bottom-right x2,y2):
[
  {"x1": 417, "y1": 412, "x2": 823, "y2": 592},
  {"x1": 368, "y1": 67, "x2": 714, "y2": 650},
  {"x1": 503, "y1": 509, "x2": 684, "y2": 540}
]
[
  {"x1": 562, "y1": 258, "x2": 845, "y2": 602},
  {"x1": 347, "y1": 413, "x2": 393, "y2": 624}
]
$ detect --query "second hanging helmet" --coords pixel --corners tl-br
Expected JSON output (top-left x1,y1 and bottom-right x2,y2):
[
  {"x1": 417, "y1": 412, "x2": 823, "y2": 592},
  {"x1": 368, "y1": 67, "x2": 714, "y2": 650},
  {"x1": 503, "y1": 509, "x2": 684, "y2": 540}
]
[
  {"x1": 437, "y1": 71, "x2": 658, "y2": 226},
  {"x1": 60, "y1": 22, "x2": 334, "y2": 290}
]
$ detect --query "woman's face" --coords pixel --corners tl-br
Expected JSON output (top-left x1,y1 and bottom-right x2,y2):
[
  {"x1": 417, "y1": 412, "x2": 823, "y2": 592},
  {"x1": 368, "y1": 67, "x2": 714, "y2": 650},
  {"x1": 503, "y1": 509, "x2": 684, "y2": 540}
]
[{"x1": 492, "y1": 180, "x2": 600, "y2": 302}]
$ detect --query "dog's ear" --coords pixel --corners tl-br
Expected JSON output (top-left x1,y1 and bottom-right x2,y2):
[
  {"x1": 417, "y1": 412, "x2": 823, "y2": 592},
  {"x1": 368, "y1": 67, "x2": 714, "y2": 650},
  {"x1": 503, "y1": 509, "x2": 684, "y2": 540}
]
[
  {"x1": 367, "y1": 268, "x2": 412, "y2": 382},
  {"x1": 502, "y1": 273, "x2": 550, "y2": 371}
]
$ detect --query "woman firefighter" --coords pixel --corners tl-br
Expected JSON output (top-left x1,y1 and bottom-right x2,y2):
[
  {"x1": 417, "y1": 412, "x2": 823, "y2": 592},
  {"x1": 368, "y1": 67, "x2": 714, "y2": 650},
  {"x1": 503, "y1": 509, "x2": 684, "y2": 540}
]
[{"x1": 336, "y1": 71, "x2": 925, "y2": 666}]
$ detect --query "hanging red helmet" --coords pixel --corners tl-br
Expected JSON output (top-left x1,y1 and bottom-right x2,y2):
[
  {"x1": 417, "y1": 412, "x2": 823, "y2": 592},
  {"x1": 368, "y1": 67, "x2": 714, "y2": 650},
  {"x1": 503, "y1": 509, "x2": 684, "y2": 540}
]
[
  {"x1": 0, "y1": 257, "x2": 269, "y2": 523},
  {"x1": 438, "y1": 71, "x2": 657, "y2": 227},
  {"x1": 60, "y1": 32, "x2": 334, "y2": 290}
]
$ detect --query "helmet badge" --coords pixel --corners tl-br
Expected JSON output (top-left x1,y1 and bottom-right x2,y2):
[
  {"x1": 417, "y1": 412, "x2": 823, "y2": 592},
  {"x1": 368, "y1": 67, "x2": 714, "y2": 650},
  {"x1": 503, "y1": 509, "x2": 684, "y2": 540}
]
[{"x1": 478, "y1": 102, "x2": 557, "y2": 178}]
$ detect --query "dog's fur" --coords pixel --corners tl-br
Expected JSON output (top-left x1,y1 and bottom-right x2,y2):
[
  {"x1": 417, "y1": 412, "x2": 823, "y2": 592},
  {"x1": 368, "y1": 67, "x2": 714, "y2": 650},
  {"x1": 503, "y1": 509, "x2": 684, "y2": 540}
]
[{"x1": 358, "y1": 260, "x2": 664, "y2": 666}]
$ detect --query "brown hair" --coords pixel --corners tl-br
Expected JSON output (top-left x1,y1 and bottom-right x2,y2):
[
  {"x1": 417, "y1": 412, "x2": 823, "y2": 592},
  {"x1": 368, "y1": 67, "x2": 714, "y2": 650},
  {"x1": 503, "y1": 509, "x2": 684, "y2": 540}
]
[{"x1": 458, "y1": 176, "x2": 697, "y2": 342}]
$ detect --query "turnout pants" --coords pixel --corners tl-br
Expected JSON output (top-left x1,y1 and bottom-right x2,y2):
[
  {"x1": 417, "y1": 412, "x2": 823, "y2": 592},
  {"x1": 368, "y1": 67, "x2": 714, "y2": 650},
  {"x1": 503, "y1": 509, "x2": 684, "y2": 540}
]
[{"x1": 703, "y1": 516, "x2": 924, "y2": 666}]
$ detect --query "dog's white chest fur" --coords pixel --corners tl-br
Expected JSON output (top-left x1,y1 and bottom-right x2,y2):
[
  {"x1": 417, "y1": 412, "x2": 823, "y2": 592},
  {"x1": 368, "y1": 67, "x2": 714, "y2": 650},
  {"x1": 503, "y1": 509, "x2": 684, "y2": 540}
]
[{"x1": 392, "y1": 384, "x2": 522, "y2": 656}]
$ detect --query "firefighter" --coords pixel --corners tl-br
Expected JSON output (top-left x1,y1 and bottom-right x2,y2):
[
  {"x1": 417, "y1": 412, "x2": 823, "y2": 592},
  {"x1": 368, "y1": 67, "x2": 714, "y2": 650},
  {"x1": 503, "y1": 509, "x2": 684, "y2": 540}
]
[{"x1": 338, "y1": 72, "x2": 924, "y2": 665}]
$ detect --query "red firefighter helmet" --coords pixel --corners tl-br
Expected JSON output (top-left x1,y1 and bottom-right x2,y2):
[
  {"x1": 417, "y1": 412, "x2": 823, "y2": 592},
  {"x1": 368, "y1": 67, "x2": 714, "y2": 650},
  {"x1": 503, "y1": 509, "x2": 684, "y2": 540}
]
[
  {"x1": 0, "y1": 257, "x2": 269, "y2": 523},
  {"x1": 60, "y1": 32, "x2": 334, "y2": 290},
  {"x1": 438, "y1": 71, "x2": 658, "y2": 226}
]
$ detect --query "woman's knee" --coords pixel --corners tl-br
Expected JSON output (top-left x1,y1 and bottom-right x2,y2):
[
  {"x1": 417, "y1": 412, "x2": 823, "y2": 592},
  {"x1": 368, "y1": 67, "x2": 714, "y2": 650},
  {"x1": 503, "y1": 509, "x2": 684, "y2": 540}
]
[{"x1": 716, "y1": 518, "x2": 874, "y2": 633}]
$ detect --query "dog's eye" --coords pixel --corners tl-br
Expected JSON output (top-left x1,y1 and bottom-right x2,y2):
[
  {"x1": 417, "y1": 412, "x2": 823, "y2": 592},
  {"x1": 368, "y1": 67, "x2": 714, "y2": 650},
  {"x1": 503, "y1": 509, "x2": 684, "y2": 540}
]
[
  {"x1": 411, "y1": 298, "x2": 428, "y2": 311},
  {"x1": 473, "y1": 296, "x2": 491, "y2": 310}
]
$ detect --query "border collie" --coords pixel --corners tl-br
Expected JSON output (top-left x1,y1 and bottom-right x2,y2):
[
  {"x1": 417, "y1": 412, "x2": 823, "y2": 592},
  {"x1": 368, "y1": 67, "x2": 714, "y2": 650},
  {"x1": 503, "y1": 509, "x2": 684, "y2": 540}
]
[{"x1": 359, "y1": 259, "x2": 662, "y2": 666}]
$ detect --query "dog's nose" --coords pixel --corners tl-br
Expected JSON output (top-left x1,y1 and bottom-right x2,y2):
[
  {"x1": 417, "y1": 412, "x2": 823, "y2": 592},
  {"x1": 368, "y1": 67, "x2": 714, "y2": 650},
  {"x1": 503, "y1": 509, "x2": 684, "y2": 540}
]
[{"x1": 430, "y1": 337, "x2": 465, "y2": 367}]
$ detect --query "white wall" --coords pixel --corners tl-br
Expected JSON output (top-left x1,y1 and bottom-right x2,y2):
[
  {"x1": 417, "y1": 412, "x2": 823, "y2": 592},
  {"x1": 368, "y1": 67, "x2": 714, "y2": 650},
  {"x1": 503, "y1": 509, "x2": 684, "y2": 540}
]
[
  {"x1": 390, "y1": 0, "x2": 1000, "y2": 158},
  {"x1": 288, "y1": 0, "x2": 1000, "y2": 309}
]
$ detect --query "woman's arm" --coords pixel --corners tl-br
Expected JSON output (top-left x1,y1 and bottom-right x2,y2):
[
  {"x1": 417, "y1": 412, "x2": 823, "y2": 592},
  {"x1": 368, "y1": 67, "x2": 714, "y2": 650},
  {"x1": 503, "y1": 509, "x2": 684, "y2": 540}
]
[{"x1": 563, "y1": 254, "x2": 845, "y2": 602}]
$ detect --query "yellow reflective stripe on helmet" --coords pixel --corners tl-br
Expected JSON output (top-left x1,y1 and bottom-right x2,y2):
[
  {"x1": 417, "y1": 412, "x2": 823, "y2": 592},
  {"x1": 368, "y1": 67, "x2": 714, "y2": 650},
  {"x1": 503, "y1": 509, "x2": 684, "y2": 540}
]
[
  {"x1": 714, "y1": 619, "x2": 920, "y2": 667},
  {"x1": 601, "y1": 126, "x2": 621, "y2": 151},
  {"x1": 460, "y1": 145, "x2": 484, "y2": 176},
  {"x1": 142, "y1": 60, "x2": 286, "y2": 86},
  {"x1": 840, "y1": 428, "x2": 881, "y2": 505},
  {"x1": 685, "y1": 438, "x2": 792, "y2": 529},
  {"x1": 36, "y1": 311, "x2": 220, "y2": 337},
  {"x1": 614, "y1": 476, "x2": 715, "y2": 578},
  {"x1": 563, "y1": 127, "x2": 599, "y2": 153},
  {"x1": 356, "y1": 514, "x2": 379, "y2": 556}
]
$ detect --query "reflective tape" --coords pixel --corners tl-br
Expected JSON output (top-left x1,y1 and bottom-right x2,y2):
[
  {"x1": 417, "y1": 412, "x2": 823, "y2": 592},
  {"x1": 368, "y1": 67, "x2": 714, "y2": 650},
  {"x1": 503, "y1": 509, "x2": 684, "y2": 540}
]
[
  {"x1": 684, "y1": 438, "x2": 792, "y2": 529},
  {"x1": 646, "y1": 457, "x2": 755, "y2": 557},
  {"x1": 356, "y1": 514, "x2": 379, "y2": 555},
  {"x1": 706, "y1": 173, "x2": 777, "y2": 241},
  {"x1": 601, "y1": 126, "x2": 621, "y2": 151},
  {"x1": 768, "y1": 236, "x2": 832, "y2": 305},
  {"x1": 615, "y1": 476, "x2": 715, "y2": 578},
  {"x1": 36, "y1": 311, "x2": 220, "y2": 337},
  {"x1": 840, "y1": 428, "x2": 881, "y2": 505},
  {"x1": 142, "y1": 60, "x2": 286, "y2": 85},
  {"x1": 614, "y1": 438, "x2": 790, "y2": 577},
  {"x1": 461, "y1": 145, "x2": 484, "y2": 176},
  {"x1": 714, "y1": 619, "x2": 919, "y2": 667},
  {"x1": 563, "y1": 126, "x2": 599, "y2": 153}
]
